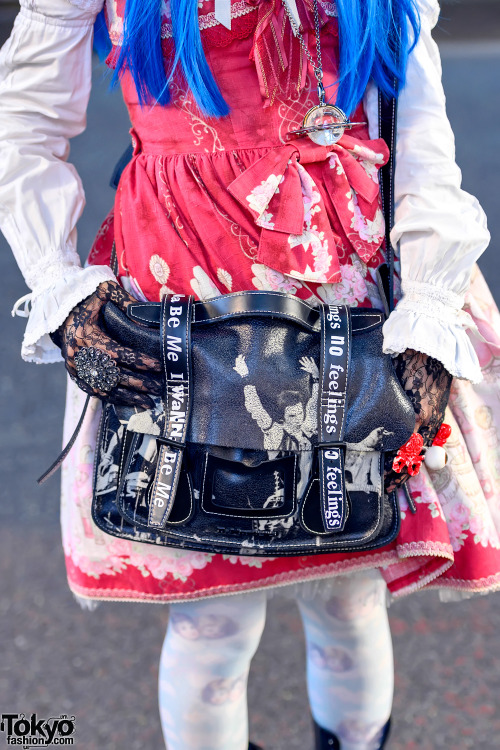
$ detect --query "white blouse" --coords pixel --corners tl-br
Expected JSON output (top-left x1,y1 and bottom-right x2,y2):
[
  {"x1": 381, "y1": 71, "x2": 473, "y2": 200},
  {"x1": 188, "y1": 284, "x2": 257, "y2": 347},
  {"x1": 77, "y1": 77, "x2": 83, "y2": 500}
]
[{"x1": 0, "y1": 0, "x2": 490, "y2": 381}]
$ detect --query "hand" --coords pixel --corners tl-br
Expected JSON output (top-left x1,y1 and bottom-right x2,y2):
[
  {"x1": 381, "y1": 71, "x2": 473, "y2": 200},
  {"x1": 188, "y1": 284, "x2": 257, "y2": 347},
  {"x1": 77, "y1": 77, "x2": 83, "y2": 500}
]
[
  {"x1": 299, "y1": 356, "x2": 319, "y2": 380},
  {"x1": 233, "y1": 355, "x2": 249, "y2": 378},
  {"x1": 384, "y1": 348, "x2": 452, "y2": 494},
  {"x1": 50, "y1": 280, "x2": 162, "y2": 409}
]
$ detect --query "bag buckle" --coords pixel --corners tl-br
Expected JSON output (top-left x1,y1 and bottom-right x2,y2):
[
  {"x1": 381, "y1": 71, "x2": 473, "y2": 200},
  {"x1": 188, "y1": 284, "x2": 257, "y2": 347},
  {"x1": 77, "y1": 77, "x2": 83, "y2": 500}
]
[{"x1": 156, "y1": 435, "x2": 186, "y2": 450}]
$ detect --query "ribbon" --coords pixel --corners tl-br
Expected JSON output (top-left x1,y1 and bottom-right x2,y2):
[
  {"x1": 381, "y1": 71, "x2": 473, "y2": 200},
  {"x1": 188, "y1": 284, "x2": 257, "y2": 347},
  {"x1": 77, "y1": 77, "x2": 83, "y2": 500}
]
[
  {"x1": 228, "y1": 134, "x2": 389, "y2": 284},
  {"x1": 250, "y1": 0, "x2": 315, "y2": 105},
  {"x1": 214, "y1": 0, "x2": 232, "y2": 30},
  {"x1": 284, "y1": 0, "x2": 301, "y2": 27}
]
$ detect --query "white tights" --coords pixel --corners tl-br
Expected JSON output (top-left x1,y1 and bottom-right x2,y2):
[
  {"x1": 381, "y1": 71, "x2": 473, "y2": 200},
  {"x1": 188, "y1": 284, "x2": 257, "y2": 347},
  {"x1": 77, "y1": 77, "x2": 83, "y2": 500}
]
[{"x1": 158, "y1": 571, "x2": 393, "y2": 750}]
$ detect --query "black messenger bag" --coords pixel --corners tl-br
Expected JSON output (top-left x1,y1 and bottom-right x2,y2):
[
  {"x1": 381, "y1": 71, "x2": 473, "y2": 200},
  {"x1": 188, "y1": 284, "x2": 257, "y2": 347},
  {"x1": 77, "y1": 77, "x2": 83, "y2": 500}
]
[
  {"x1": 91, "y1": 292, "x2": 415, "y2": 556},
  {"x1": 87, "y1": 89, "x2": 413, "y2": 557}
]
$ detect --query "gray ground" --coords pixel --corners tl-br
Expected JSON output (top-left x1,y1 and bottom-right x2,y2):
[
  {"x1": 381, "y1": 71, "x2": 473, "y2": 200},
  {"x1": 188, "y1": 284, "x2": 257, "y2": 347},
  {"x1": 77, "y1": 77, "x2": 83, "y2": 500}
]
[{"x1": 0, "y1": 3, "x2": 499, "y2": 749}]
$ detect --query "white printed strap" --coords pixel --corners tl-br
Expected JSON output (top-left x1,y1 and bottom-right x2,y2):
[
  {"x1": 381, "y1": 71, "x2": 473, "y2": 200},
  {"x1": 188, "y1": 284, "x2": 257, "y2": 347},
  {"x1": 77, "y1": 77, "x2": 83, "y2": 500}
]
[
  {"x1": 148, "y1": 295, "x2": 193, "y2": 528},
  {"x1": 318, "y1": 304, "x2": 351, "y2": 533}
]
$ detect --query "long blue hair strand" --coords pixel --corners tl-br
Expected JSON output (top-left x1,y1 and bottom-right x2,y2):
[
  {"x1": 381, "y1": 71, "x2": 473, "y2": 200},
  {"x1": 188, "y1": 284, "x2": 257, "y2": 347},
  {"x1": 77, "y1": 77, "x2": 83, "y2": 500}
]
[{"x1": 94, "y1": 0, "x2": 420, "y2": 118}]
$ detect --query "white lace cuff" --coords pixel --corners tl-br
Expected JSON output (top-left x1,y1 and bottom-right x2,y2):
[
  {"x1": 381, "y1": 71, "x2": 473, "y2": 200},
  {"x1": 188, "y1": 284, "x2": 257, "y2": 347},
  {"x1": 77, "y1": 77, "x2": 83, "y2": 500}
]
[
  {"x1": 13, "y1": 264, "x2": 116, "y2": 363},
  {"x1": 382, "y1": 280, "x2": 482, "y2": 383}
]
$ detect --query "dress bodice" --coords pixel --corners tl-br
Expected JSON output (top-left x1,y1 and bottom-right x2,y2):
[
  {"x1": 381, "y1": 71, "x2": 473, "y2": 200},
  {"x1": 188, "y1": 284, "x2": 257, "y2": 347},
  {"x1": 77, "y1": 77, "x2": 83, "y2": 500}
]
[
  {"x1": 100, "y1": 0, "x2": 389, "y2": 305},
  {"x1": 105, "y1": 0, "x2": 350, "y2": 154}
]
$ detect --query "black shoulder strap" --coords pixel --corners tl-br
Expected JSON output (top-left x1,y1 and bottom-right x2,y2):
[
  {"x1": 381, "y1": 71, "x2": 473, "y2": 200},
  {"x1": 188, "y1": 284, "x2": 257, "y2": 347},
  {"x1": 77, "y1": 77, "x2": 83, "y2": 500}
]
[
  {"x1": 37, "y1": 394, "x2": 92, "y2": 484},
  {"x1": 110, "y1": 144, "x2": 134, "y2": 190},
  {"x1": 378, "y1": 85, "x2": 399, "y2": 314}
]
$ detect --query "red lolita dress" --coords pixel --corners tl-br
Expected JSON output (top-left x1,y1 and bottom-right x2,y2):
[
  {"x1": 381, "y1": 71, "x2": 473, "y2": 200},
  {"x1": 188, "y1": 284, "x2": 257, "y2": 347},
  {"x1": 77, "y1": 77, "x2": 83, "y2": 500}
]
[{"x1": 61, "y1": 0, "x2": 500, "y2": 603}]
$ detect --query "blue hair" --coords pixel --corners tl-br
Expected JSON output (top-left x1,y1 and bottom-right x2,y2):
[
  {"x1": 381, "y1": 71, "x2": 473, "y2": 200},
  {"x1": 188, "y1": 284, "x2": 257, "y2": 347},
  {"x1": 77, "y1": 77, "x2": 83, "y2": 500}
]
[
  {"x1": 334, "y1": 0, "x2": 420, "y2": 115},
  {"x1": 94, "y1": 0, "x2": 420, "y2": 118},
  {"x1": 93, "y1": 8, "x2": 112, "y2": 62}
]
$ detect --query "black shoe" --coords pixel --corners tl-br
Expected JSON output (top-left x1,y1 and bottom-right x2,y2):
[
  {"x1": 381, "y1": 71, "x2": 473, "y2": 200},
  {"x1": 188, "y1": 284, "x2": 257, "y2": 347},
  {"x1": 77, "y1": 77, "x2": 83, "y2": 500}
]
[
  {"x1": 378, "y1": 718, "x2": 391, "y2": 748},
  {"x1": 313, "y1": 721, "x2": 341, "y2": 750},
  {"x1": 248, "y1": 742, "x2": 264, "y2": 750},
  {"x1": 313, "y1": 718, "x2": 391, "y2": 749}
]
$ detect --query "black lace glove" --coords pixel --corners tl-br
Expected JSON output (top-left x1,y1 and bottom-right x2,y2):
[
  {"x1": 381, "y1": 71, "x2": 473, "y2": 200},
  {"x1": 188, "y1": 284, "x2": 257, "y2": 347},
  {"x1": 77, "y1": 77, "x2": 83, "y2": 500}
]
[
  {"x1": 50, "y1": 280, "x2": 162, "y2": 409},
  {"x1": 384, "y1": 349, "x2": 453, "y2": 494}
]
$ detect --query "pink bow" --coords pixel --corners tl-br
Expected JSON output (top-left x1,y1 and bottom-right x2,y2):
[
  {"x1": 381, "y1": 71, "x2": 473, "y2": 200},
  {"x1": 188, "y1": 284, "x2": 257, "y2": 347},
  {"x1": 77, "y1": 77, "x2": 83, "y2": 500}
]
[{"x1": 228, "y1": 135, "x2": 390, "y2": 284}]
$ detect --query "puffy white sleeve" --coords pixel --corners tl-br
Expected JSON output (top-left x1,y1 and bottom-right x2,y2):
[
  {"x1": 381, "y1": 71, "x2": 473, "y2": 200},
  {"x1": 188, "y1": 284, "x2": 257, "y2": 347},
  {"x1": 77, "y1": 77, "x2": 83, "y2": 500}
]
[
  {"x1": 368, "y1": 0, "x2": 490, "y2": 383},
  {"x1": 0, "y1": 0, "x2": 116, "y2": 364}
]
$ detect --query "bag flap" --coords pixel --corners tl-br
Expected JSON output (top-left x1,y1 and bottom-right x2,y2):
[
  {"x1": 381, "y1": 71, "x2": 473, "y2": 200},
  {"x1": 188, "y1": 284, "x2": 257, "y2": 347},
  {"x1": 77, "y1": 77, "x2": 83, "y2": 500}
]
[{"x1": 118, "y1": 315, "x2": 415, "y2": 454}]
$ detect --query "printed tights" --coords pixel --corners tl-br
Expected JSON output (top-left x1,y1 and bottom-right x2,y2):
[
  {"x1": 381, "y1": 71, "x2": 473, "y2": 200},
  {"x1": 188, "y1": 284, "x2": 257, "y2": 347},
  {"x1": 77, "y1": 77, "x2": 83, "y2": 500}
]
[{"x1": 158, "y1": 571, "x2": 393, "y2": 750}]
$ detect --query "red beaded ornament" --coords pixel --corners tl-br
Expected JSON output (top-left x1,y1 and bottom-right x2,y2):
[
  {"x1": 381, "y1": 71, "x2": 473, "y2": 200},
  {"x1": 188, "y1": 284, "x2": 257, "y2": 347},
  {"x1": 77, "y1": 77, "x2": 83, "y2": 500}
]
[
  {"x1": 392, "y1": 433, "x2": 425, "y2": 476},
  {"x1": 392, "y1": 423, "x2": 452, "y2": 477},
  {"x1": 432, "y1": 423, "x2": 452, "y2": 447}
]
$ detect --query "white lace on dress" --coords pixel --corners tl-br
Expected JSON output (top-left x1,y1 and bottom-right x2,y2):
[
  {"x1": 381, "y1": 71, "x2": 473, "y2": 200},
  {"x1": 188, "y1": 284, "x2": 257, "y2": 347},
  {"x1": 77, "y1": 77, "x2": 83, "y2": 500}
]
[
  {"x1": 161, "y1": 0, "x2": 258, "y2": 40},
  {"x1": 157, "y1": 0, "x2": 337, "y2": 40}
]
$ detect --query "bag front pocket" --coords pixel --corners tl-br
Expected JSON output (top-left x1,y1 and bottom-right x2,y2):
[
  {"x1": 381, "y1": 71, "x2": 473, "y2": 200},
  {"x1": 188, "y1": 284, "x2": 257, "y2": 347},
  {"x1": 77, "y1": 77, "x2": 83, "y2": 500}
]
[{"x1": 200, "y1": 452, "x2": 297, "y2": 520}]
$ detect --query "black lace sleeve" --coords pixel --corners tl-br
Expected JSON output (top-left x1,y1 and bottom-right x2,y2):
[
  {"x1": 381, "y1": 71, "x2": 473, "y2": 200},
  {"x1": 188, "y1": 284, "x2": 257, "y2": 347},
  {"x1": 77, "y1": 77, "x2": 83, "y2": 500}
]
[
  {"x1": 51, "y1": 280, "x2": 162, "y2": 409},
  {"x1": 385, "y1": 349, "x2": 453, "y2": 493}
]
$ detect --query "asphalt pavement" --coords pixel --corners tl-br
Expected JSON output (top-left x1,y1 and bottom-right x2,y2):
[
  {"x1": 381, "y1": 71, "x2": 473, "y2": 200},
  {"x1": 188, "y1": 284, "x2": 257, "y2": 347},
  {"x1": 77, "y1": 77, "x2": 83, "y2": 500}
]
[{"x1": 0, "y1": 5, "x2": 500, "y2": 749}]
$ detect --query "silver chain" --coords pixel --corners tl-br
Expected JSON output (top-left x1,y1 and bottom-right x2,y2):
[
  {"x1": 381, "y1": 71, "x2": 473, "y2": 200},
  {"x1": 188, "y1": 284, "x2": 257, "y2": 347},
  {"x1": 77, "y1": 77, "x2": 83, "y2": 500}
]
[
  {"x1": 281, "y1": 0, "x2": 367, "y2": 140},
  {"x1": 281, "y1": 0, "x2": 325, "y2": 103}
]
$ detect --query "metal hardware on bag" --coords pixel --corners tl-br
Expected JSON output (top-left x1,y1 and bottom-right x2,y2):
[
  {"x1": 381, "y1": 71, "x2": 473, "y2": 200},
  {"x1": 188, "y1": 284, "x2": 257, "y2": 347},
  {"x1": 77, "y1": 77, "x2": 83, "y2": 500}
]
[{"x1": 156, "y1": 435, "x2": 187, "y2": 450}]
